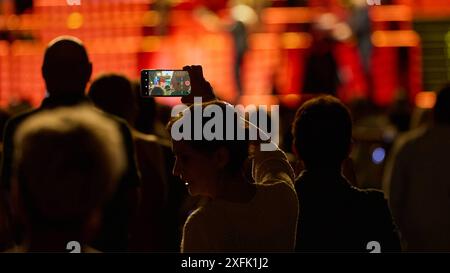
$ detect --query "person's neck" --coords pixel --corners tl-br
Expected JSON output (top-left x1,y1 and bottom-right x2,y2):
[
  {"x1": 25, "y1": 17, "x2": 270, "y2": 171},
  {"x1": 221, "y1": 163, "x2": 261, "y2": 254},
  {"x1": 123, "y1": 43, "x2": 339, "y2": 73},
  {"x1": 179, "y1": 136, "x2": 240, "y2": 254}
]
[
  {"x1": 42, "y1": 93, "x2": 87, "y2": 108},
  {"x1": 25, "y1": 228, "x2": 85, "y2": 252},
  {"x1": 215, "y1": 172, "x2": 256, "y2": 203}
]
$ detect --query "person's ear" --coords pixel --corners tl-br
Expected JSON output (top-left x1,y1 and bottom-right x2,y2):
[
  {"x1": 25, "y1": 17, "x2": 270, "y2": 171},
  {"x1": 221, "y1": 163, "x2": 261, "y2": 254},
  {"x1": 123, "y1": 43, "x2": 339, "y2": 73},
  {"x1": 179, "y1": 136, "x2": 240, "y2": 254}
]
[{"x1": 213, "y1": 146, "x2": 230, "y2": 170}]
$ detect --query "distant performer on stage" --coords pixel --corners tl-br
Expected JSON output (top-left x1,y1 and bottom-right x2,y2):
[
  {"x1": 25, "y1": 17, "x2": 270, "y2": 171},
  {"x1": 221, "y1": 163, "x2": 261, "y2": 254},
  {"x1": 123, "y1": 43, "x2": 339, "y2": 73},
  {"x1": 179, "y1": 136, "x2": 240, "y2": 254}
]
[
  {"x1": 347, "y1": 0, "x2": 372, "y2": 76},
  {"x1": 303, "y1": 13, "x2": 340, "y2": 96},
  {"x1": 193, "y1": 0, "x2": 265, "y2": 101}
]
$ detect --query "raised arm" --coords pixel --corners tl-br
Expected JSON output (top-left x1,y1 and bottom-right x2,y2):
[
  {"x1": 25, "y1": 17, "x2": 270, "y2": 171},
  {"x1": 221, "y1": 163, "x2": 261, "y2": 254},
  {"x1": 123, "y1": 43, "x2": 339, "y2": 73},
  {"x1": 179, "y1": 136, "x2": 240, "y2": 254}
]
[{"x1": 247, "y1": 121, "x2": 295, "y2": 189}]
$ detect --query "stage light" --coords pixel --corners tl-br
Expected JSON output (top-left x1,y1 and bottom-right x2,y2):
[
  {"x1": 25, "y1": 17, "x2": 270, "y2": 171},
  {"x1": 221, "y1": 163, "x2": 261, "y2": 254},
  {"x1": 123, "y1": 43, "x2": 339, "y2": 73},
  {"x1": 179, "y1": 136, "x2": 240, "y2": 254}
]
[
  {"x1": 371, "y1": 147, "x2": 385, "y2": 165},
  {"x1": 281, "y1": 32, "x2": 312, "y2": 49},
  {"x1": 142, "y1": 36, "x2": 162, "y2": 52},
  {"x1": 143, "y1": 11, "x2": 160, "y2": 27},
  {"x1": 415, "y1": 91, "x2": 436, "y2": 109},
  {"x1": 372, "y1": 30, "x2": 420, "y2": 47},
  {"x1": 67, "y1": 12, "x2": 83, "y2": 29}
]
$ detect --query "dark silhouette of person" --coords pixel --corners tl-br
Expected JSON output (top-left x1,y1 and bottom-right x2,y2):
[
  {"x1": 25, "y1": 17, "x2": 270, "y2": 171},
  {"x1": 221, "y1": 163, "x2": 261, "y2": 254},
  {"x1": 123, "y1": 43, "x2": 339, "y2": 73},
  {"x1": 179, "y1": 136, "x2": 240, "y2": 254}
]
[
  {"x1": 383, "y1": 84, "x2": 450, "y2": 251},
  {"x1": 89, "y1": 74, "x2": 172, "y2": 251},
  {"x1": 302, "y1": 17, "x2": 339, "y2": 96},
  {"x1": 7, "y1": 105, "x2": 126, "y2": 252},
  {"x1": 133, "y1": 82, "x2": 157, "y2": 134},
  {"x1": 167, "y1": 65, "x2": 298, "y2": 252},
  {"x1": 14, "y1": 0, "x2": 33, "y2": 14},
  {"x1": 131, "y1": 80, "x2": 190, "y2": 251},
  {"x1": 0, "y1": 36, "x2": 140, "y2": 252},
  {"x1": 150, "y1": 86, "x2": 164, "y2": 96},
  {"x1": 0, "y1": 108, "x2": 12, "y2": 250},
  {"x1": 89, "y1": 74, "x2": 191, "y2": 251},
  {"x1": 230, "y1": 20, "x2": 248, "y2": 98},
  {"x1": 291, "y1": 95, "x2": 401, "y2": 252},
  {"x1": 88, "y1": 74, "x2": 138, "y2": 124}
]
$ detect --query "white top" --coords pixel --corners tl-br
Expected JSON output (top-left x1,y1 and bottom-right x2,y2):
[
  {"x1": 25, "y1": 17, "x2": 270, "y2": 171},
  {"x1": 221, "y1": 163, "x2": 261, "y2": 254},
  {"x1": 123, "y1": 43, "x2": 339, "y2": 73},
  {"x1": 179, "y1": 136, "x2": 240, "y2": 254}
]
[
  {"x1": 181, "y1": 148, "x2": 299, "y2": 252},
  {"x1": 383, "y1": 125, "x2": 450, "y2": 251}
]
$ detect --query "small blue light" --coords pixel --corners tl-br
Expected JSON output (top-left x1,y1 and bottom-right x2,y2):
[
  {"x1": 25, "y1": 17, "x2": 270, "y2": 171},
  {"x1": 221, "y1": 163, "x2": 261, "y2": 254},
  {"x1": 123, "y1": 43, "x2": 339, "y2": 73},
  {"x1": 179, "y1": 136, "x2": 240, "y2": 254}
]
[{"x1": 372, "y1": 147, "x2": 385, "y2": 165}]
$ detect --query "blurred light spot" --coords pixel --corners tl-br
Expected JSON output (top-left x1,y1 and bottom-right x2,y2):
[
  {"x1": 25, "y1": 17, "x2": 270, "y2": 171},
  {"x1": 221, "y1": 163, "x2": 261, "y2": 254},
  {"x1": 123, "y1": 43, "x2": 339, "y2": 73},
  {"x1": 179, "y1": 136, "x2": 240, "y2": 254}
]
[
  {"x1": 143, "y1": 11, "x2": 160, "y2": 27},
  {"x1": 231, "y1": 4, "x2": 257, "y2": 25},
  {"x1": 415, "y1": 91, "x2": 436, "y2": 109},
  {"x1": 372, "y1": 30, "x2": 419, "y2": 47},
  {"x1": 279, "y1": 94, "x2": 301, "y2": 108},
  {"x1": 67, "y1": 12, "x2": 83, "y2": 29},
  {"x1": 141, "y1": 36, "x2": 161, "y2": 52},
  {"x1": 370, "y1": 5, "x2": 412, "y2": 22},
  {"x1": 315, "y1": 13, "x2": 337, "y2": 31},
  {"x1": 367, "y1": 0, "x2": 381, "y2": 6},
  {"x1": 333, "y1": 22, "x2": 352, "y2": 41},
  {"x1": 262, "y1": 7, "x2": 311, "y2": 25},
  {"x1": 66, "y1": 0, "x2": 81, "y2": 5},
  {"x1": 281, "y1": 32, "x2": 312, "y2": 49},
  {"x1": 249, "y1": 33, "x2": 278, "y2": 50},
  {"x1": 372, "y1": 147, "x2": 385, "y2": 165}
]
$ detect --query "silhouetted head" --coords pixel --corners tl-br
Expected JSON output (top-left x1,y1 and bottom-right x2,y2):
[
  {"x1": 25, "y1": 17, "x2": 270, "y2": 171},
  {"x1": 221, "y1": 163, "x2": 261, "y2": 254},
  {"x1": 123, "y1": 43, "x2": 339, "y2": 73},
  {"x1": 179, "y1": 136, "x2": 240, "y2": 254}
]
[
  {"x1": 434, "y1": 84, "x2": 450, "y2": 125},
  {"x1": 88, "y1": 74, "x2": 136, "y2": 124},
  {"x1": 132, "y1": 80, "x2": 157, "y2": 134},
  {"x1": 388, "y1": 90, "x2": 411, "y2": 132},
  {"x1": 12, "y1": 105, "x2": 125, "y2": 236},
  {"x1": 168, "y1": 101, "x2": 249, "y2": 198},
  {"x1": 292, "y1": 95, "x2": 352, "y2": 170},
  {"x1": 151, "y1": 86, "x2": 164, "y2": 96},
  {"x1": 42, "y1": 36, "x2": 92, "y2": 97}
]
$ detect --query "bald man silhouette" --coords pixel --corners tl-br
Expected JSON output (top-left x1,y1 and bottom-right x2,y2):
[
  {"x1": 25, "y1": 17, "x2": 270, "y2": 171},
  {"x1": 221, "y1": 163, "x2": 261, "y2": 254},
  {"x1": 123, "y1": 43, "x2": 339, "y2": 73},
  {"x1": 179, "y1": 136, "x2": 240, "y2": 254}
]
[
  {"x1": 0, "y1": 36, "x2": 140, "y2": 252},
  {"x1": 42, "y1": 36, "x2": 92, "y2": 97}
]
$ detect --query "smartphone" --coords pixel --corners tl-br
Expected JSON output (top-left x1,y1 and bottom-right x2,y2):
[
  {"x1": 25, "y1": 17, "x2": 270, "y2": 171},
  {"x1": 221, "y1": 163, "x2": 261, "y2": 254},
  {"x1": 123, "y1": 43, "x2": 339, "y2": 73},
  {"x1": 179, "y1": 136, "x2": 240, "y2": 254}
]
[{"x1": 141, "y1": 69, "x2": 191, "y2": 97}]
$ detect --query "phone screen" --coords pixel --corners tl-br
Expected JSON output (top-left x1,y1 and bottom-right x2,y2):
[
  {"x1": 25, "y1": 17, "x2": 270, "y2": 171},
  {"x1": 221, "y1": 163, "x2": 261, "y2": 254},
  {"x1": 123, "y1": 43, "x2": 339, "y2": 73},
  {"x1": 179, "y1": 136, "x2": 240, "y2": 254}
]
[{"x1": 141, "y1": 69, "x2": 191, "y2": 97}]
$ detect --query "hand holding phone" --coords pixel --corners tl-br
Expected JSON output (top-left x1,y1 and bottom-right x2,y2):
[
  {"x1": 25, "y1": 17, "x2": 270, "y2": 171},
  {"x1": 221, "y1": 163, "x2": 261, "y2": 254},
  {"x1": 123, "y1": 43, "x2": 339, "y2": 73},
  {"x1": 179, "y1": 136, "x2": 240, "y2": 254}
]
[
  {"x1": 141, "y1": 69, "x2": 191, "y2": 97},
  {"x1": 181, "y1": 65, "x2": 216, "y2": 104}
]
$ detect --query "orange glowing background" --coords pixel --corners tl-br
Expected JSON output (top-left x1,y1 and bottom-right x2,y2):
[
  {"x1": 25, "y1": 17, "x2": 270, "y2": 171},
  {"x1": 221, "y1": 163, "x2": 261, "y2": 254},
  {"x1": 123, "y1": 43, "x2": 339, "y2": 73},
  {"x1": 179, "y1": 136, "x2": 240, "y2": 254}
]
[{"x1": 0, "y1": 0, "x2": 448, "y2": 107}]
